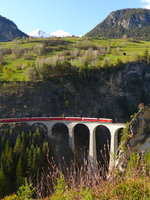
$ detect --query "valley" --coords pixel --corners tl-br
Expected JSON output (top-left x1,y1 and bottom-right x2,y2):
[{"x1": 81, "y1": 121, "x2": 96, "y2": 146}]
[{"x1": 0, "y1": 7, "x2": 150, "y2": 200}]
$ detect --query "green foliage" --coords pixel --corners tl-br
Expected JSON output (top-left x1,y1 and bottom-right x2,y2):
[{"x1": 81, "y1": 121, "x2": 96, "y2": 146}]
[
  {"x1": 51, "y1": 173, "x2": 93, "y2": 200},
  {"x1": 126, "y1": 153, "x2": 140, "y2": 177},
  {"x1": 79, "y1": 187, "x2": 93, "y2": 200},
  {"x1": 52, "y1": 173, "x2": 66, "y2": 199},
  {"x1": 50, "y1": 178, "x2": 150, "y2": 200},
  {"x1": 115, "y1": 58, "x2": 124, "y2": 66},
  {"x1": 112, "y1": 179, "x2": 150, "y2": 200},
  {"x1": 0, "y1": 126, "x2": 49, "y2": 198},
  {"x1": 120, "y1": 122, "x2": 130, "y2": 150},
  {"x1": 130, "y1": 112, "x2": 137, "y2": 121},
  {"x1": 15, "y1": 157, "x2": 24, "y2": 188},
  {"x1": 145, "y1": 147, "x2": 150, "y2": 173},
  {"x1": 14, "y1": 135, "x2": 22, "y2": 155},
  {"x1": 17, "y1": 178, "x2": 35, "y2": 200},
  {"x1": 0, "y1": 167, "x2": 9, "y2": 198},
  {"x1": 1, "y1": 194, "x2": 17, "y2": 200}
]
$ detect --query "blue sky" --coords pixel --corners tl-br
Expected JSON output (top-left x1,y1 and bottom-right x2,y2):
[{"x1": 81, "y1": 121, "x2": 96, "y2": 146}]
[{"x1": 0, "y1": 0, "x2": 149, "y2": 36}]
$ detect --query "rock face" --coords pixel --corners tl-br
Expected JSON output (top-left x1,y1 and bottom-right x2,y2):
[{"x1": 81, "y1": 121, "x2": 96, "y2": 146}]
[
  {"x1": 129, "y1": 107, "x2": 150, "y2": 152},
  {"x1": 115, "y1": 106, "x2": 150, "y2": 174},
  {"x1": 86, "y1": 8, "x2": 150, "y2": 40},
  {"x1": 0, "y1": 62, "x2": 150, "y2": 121},
  {"x1": 0, "y1": 15, "x2": 28, "y2": 42},
  {"x1": 106, "y1": 9, "x2": 150, "y2": 30}
]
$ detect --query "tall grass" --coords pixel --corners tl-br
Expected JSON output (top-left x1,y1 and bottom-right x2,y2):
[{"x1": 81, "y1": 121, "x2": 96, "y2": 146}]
[
  {"x1": 35, "y1": 158, "x2": 106, "y2": 199},
  {"x1": 1, "y1": 151, "x2": 150, "y2": 199},
  {"x1": 33, "y1": 150, "x2": 150, "y2": 199}
]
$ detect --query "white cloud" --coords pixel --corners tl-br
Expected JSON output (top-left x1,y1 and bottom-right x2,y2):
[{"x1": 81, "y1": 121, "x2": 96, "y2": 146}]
[{"x1": 142, "y1": 0, "x2": 150, "y2": 9}]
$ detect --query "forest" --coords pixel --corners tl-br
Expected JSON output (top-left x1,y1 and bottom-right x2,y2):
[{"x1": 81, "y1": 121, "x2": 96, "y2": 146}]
[{"x1": 0, "y1": 123, "x2": 49, "y2": 198}]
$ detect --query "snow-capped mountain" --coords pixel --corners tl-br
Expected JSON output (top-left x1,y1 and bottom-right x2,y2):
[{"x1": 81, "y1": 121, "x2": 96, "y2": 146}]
[
  {"x1": 49, "y1": 30, "x2": 72, "y2": 37},
  {"x1": 28, "y1": 29, "x2": 72, "y2": 38},
  {"x1": 27, "y1": 29, "x2": 49, "y2": 38}
]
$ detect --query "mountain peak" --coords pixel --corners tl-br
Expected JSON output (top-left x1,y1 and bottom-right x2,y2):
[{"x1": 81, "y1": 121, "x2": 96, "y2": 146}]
[
  {"x1": 0, "y1": 15, "x2": 28, "y2": 42},
  {"x1": 27, "y1": 29, "x2": 49, "y2": 38},
  {"x1": 49, "y1": 29, "x2": 72, "y2": 37},
  {"x1": 85, "y1": 8, "x2": 150, "y2": 40},
  {"x1": 28, "y1": 29, "x2": 72, "y2": 38}
]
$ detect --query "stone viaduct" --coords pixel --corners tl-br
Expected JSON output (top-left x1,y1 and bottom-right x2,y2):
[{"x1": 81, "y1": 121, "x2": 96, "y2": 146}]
[{"x1": 0, "y1": 117, "x2": 125, "y2": 169}]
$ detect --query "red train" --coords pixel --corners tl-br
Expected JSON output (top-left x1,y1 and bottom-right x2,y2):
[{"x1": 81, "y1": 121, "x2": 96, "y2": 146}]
[{"x1": 0, "y1": 117, "x2": 113, "y2": 123}]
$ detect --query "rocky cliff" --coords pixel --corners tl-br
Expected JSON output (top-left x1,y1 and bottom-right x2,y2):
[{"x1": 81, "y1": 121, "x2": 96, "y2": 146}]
[
  {"x1": 86, "y1": 8, "x2": 150, "y2": 40},
  {"x1": 115, "y1": 106, "x2": 150, "y2": 174},
  {"x1": 0, "y1": 15, "x2": 28, "y2": 42},
  {"x1": 0, "y1": 62, "x2": 150, "y2": 121}
]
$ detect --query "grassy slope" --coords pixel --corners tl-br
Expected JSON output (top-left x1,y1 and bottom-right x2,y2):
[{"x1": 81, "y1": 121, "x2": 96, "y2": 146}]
[{"x1": 0, "y1": 37, "x2": 150, "y2": 81}]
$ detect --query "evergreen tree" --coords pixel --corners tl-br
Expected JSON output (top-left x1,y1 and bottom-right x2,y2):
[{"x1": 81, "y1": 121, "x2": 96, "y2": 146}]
[
  {"x1": 14, "y1": 134, "x2": 22, "y2": 155},
  {"x1": 0, "y1": 125, "x2": 50, "y2": 197},
  {"x1": 16, "y1": 156, "x2": 25, "y2": 188},
  {"x1": 0, "y1": 167, "x2": 8, "y2": 198},
  {"x1": 4, "y1": 139, "x2": 11, "y2": 154},
  {"x1": 1, "y1": 142, "x2": 14, "y2": 193},
  {"x1": 27, "y1": 149, "x2": 33, "y2": 175},
  {"x1": 0, "y1": 135, "x2": 6, "y2": 153},
  {"x1": 42, "y1": 141, "x2": 48, "y2": 167},
  {"x1": 32, "y1": 148, "x2": 38, "y2": 175},
  {"x1": 36, "y1": 147, "x2": 42, "y2": 171},
  {"x1": 6, "y1": 147, "x2": 14, "y2": 178}
]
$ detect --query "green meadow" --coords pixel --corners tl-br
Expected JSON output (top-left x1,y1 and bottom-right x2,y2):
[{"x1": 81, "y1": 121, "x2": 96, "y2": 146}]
[{"x1": 0, "y1": 37, "x2": 150, "y2": 81}]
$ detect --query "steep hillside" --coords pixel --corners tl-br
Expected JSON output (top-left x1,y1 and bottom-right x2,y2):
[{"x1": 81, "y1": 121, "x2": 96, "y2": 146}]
[
  {"x1": 0, "y1": 62, "x2": 150, "y2": 121},
  {"x1": 116, "y1": 106, "x2": 150, "y2": 175},
  {"x1": 86, "y1": 8, "x2": 150, "y2": 40},
  {"x1": 0, "y1": 15, "x2": 28, "y2": 42}
]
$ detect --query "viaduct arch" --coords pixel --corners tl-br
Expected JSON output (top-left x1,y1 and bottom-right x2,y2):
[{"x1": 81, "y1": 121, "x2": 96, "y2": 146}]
[
  {"x1": 94, "y1": 125, "x2": 111, "y2": 170},
  {"x1": 74, "y1": 124, "x2": 90, "y2": 165},
  {"x1": 27, "y1": 120, "x2": 125, "y2": 169},
  {"x1": 0, "y1": 117, "x2": 125, "y2": 169}
]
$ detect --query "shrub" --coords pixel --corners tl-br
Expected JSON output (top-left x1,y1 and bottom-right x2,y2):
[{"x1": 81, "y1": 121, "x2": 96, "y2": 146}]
[
  {"x1": 3, "y1": 68, "x2": 14, "y2": 80},
  {"x1": 1, "y1": 194, "x2": 17, "y2": 200},
  {"x1": 0, "y1": 46, "x2": 12, "y2": 56},
  {"x1": 112, "y1": 179, "x2": 150, "y2": 200},
  {"x1": 11, "y1": 47, "x2": 24, "y2": 58},
  {"x1": 142, "y1": 49, "x2": 149, "y2": 61},
  {"x1": 50, "y1": 173, "x2": 67, "y2": 200},
  {"x1": 144, "y1": 148, "x2": 150, "y2": 175},
  {"x1": 33, "y1": 44, "x2": 45, "y2": 56},
  {"x1": 103, "y1": 57, "x2": 112, "y2": 68},
  {"x1": 25, "y1": 64, "x2": 39, "y2": 81},
  {"x1": 70, "y1": 49, "x2": 81, "y2": 57},
  {"x1": 115, "y1": 58, "x2": 124, "y2": 66},
  {"x1": 51, "y1": 173, "x2": 94, "y2": 200},
  {"x1": 120, "y1": 122, "x2": 130, "y2": 147},
  {"x1": 126, "y1": 152, "x2": 140, "y2": 177},
  {"x1": 79, "y1": 187, "x2": 93, "y2": 200},
  {"x1": 1, "y1": 180, "x2": 35, "y2": 200},
  {"x1": 17, "y1": 178, "x2": 35, "y2": 200},
  {"x1": 23, "y1": 53, "x2": 34, "y2": 60}
]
